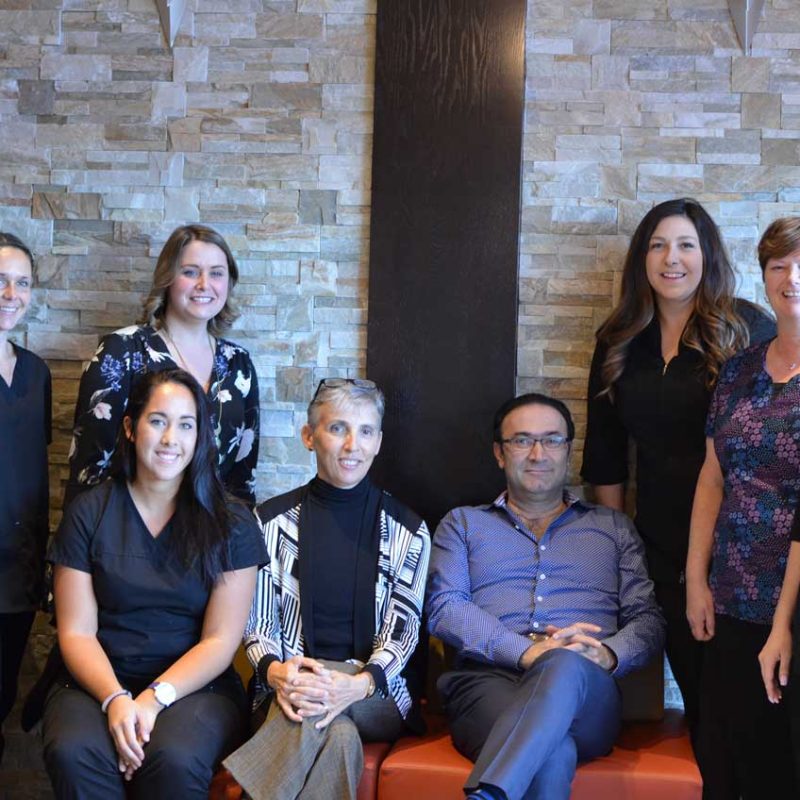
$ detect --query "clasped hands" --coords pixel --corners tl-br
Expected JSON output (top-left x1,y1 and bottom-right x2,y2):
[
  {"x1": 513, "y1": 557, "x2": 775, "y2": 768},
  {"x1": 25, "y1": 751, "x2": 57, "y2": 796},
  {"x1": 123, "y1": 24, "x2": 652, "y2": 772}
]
[
  {"x1": 519, "y1": 622, "x2": 617, "y2": 672},
  {"x1": 267, "y1": 655, "x2": 371, "y2": 730},
  {"x1": 106, "y1": 690, "x2": 163, "y2": 781}
]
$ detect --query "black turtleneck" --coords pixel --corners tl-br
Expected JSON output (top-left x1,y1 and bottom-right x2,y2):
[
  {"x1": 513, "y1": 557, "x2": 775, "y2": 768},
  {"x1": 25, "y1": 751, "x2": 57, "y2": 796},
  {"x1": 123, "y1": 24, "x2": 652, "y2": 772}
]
[{"x1": 308, "y1": 475, "x2": 370, "y2": 660}]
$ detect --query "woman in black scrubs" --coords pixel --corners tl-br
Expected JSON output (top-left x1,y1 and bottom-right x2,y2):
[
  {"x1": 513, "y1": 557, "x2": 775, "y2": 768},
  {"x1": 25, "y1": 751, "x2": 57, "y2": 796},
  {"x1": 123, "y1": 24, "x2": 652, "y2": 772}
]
[
  {"x1": 42, "y1": 368, "x2": 265, "y2": 799},
  {"x1": 581, "y1": 199, "x2": 774, "y2": 740},
  {"x1": 0, "y1": 232, "x2": 51, "y2": 764}
]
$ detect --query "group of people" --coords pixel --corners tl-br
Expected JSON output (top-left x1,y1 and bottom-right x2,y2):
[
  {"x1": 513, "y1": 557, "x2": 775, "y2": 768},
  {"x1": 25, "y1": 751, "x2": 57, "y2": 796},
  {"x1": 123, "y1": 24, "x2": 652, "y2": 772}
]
[{"x1": 0, "y1": 199, "x2": 798, "y2": 800}]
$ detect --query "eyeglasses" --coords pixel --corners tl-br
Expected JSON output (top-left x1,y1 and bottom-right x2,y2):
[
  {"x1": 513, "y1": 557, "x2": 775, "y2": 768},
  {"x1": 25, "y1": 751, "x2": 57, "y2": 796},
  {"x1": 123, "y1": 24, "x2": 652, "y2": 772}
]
[
  {"x1": 499, "y1": 434, "x2": 571, "y2": 453},
  {"x1": 312, "y1": 378, "x2": 378, "y2": 402}
]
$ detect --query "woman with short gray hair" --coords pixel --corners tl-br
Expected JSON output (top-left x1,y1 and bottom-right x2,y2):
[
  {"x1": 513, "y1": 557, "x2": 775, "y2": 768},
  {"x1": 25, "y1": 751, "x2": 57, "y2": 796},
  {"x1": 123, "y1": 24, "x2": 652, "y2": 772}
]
[{"x1": 224, "y1": 377, "x2": 430, "y2": 800}]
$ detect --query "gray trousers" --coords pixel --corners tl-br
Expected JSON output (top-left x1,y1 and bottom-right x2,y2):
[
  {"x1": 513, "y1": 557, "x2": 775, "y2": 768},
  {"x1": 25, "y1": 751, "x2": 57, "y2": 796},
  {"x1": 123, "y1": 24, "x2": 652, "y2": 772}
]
[{"x1": 223, "y1": 661, "x2": 406, "y2": 800}]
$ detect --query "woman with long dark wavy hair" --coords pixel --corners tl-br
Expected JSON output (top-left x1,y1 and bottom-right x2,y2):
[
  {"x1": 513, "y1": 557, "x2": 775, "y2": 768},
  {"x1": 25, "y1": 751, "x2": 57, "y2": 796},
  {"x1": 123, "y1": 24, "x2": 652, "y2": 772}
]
[
  {"x1": 65, "y1": 224, "x2": 259, "y2": 508},
  {"x1": 42, "y1": 368, "x2": 265, "y2": 799},
  {"x1": 580, "y1": 199, "x2": 774, "y2": 745}
]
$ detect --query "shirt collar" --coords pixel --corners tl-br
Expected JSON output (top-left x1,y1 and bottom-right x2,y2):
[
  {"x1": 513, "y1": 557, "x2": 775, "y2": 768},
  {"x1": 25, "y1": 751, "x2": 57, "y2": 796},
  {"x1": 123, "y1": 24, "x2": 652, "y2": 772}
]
[{"x1": 491, "y1": 489, "x2": 588, "y2": 513}]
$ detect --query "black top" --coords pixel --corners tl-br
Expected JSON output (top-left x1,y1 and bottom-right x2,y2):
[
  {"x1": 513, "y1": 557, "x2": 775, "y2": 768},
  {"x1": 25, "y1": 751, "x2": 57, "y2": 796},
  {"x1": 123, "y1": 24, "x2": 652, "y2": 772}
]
[
  {"x1": 581, "y1": 300, "x2": 775, "y2": 582},
  {"x1": 49, "y1": 479, "x2": 267, "y2": 682},
  {"x1": 308, "y1": 476, "x2": 371, "y2": 661},
  {"x1": 0, "y1": 345, "x2": 51, "y2": 612}
]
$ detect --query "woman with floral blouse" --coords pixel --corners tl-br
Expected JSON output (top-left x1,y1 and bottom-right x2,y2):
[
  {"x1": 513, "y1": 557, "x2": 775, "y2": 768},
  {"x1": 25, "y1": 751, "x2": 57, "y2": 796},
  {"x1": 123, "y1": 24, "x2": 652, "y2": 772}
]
[
  {"x1": 686, "y1": 217, "x2": 800, "y2": 799},
  {"x1": 65, "y1": 225, "x2": 259, "y2": 508}
]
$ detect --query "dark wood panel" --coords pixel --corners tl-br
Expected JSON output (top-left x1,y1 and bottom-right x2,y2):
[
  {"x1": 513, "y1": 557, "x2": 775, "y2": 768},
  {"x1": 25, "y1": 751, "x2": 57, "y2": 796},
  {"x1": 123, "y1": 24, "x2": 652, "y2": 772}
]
[{"x1": 367, "y1": 0, "x2": 525, "y2": 529}]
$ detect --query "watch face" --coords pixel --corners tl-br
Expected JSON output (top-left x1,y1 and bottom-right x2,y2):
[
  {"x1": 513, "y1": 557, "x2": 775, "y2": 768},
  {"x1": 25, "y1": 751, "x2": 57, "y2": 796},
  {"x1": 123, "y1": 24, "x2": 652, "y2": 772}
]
[{"x1": 154, "y1": 682, "x2": 177, "y2": 706}]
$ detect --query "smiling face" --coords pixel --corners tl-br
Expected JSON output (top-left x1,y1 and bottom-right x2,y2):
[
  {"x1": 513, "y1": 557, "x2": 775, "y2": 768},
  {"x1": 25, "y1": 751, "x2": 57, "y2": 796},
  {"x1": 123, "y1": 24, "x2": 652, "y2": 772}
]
[
  {"x1": 302, "y1": 398, "x2": 383, "y2": 490},
  {"x1": 0, "y1": 246, "x2": 33, "y2": 334},
  {"x1": 645, "y1": 215, "x2": 704, "y2": 309},
  {"x1": 493, "y1": 403, "x2": 570, "y2": 507},
  {"x1": 764, "y1": 246, "x2": 800, "y2": 325},
  {"x1": 166, "y1": 240, "x2": 230, "y2": 327},
  {"x1": 124, "y1": 381, "x2": 198, "y2": 488}
]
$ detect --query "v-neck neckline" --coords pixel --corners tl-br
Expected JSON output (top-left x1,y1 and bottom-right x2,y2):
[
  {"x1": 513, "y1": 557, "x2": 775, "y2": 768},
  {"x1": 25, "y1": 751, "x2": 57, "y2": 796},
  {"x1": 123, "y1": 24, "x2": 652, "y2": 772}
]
[
  {"x1": 124, "y1": 483, "x2": 175, "y2": 542},
  {"x1": 0, "y1": 343, "x2": 23, "y2": 395}
]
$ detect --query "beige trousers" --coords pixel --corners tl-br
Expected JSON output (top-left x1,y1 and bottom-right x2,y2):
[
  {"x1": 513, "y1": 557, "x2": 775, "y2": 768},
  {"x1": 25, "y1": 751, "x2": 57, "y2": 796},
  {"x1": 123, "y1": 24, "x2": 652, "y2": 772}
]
[{"x1": 222, "y1": 661, "x2": 405, "y2": 800}]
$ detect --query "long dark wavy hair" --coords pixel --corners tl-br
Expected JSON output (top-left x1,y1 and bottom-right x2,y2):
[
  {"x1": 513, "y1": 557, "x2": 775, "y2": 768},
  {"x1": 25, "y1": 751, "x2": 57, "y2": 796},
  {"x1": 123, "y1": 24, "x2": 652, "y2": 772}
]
[
  {"x1": 139, "y1": 224, "x2": 240, "y2": 336},
  {"x1": 114, "y1": 368, "x2": 232, "y2": 585},
  {"x1": 596, "y1": 198, "x2": 751, "y2": 396}
]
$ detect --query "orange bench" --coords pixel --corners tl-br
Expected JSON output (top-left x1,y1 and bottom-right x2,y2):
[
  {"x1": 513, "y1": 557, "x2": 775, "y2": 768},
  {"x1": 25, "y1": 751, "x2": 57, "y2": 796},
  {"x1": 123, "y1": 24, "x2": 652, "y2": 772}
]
[{"x1": 378, "y1": 710, "x2": 700, "y2": 800}]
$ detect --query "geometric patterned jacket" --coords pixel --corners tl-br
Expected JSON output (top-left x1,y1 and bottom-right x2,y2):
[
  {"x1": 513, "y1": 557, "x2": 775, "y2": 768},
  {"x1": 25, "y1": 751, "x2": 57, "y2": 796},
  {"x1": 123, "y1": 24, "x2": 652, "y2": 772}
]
[{"x1": 244, "y1": 481, "x2": 431, "y2": 721}]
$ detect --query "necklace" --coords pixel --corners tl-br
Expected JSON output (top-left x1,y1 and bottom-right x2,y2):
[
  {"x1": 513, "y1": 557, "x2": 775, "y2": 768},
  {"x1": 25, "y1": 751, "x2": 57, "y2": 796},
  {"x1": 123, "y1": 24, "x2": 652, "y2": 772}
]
[
  {"x1": 772, "y1": 339, "x2": 800, "y2": 372},
  {"x1": 161, "y1": 324, "x2": 216, "y2": 386}
]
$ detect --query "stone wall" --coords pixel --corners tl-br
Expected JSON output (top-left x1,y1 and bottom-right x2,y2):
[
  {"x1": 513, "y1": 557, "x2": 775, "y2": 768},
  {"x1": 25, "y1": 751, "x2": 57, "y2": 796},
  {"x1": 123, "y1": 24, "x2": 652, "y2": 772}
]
[
  {"x1": 0, "y1": 0, "x2": 376, "y2": 514},
  {"x1": 520, "y1": 0, "x2": 798, "y2": 475},
  {"x1": 1, "y1": 0, "x2": 799, "y2": 517}
]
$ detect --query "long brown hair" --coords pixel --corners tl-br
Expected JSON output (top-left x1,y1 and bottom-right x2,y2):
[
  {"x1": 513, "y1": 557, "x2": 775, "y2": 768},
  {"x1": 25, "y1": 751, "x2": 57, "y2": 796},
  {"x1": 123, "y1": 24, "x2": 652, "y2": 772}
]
[{"x1": 596, "y1": 198, "x2": 750, "y2": 396}]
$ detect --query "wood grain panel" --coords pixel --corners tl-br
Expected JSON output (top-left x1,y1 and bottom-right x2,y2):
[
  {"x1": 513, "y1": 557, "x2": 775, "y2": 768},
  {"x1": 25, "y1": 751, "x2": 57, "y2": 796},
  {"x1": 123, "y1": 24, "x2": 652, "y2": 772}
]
[{"x1": 367, "y1": 0, "x2": 525, "y2": 528}]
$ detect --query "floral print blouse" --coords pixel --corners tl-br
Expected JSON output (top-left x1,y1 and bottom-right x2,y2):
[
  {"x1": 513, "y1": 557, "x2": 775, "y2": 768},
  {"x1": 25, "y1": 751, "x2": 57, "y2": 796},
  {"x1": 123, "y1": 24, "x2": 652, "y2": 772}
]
[
  {"x1": 65, "y1": 325, "x2": 259, "y2": 507},
  {"x1": 706, "y1": 339, "x2": 799, "y2": 625}
]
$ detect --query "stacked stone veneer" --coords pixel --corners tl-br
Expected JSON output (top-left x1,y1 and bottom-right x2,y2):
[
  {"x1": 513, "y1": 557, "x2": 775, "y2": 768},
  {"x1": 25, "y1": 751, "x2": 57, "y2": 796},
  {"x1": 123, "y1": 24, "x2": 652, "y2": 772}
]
[
  {"x1": 0, "y1": 1, "x2": 376, "y2": 511},
  {"x1": 521, "y1": 0, "x2": 799, "y2": 475},
  {"x1": 1, "y1": 0, "x2": 799, "y2": 514}
]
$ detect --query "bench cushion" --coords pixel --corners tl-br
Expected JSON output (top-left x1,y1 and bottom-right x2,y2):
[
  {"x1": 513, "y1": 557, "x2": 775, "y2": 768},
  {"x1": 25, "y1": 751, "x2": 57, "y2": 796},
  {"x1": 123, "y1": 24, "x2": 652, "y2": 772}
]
[{"x1": 378, "y1": 710, "x2": 701, "y2": 800}]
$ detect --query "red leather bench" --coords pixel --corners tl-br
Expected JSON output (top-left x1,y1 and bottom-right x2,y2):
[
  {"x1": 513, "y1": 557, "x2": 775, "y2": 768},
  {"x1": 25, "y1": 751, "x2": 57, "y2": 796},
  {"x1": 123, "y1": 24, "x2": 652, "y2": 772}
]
[
  {"x1": 209, "y1": 741, "x2": 392, "y2": 800},
  {"x1": 378, "y1": 710, "x2": 700, "y2": 800}
]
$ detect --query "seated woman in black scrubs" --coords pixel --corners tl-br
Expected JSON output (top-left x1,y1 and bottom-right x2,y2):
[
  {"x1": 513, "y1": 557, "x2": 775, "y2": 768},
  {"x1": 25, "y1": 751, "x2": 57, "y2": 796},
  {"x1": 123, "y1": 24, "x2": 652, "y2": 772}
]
[
  {"x1": 42, "y1": 368, "x2": 266, "y2": 800},
  {"x1": 0, "y1": 232, "x2": 51, "y2": 764}
]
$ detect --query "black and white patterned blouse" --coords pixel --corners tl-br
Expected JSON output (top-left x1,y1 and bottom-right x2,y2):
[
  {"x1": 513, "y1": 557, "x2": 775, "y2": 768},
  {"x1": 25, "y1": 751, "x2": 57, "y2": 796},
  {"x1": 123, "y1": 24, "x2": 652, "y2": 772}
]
[{"x1": 65, "y1": 324, "x2": 259, "y2": 507}]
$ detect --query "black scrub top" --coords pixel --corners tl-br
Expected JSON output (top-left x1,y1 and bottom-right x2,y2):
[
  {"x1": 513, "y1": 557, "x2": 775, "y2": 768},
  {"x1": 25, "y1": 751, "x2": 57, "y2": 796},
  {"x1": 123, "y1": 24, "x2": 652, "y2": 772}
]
[
  {"x1": 581, "y1": 299, "x2": 775, "y2": 583},
  {"x1": 49, "y1": 479, "x2": 267, "y2": 682},
  {"x1": 0, "y1": 345, "x2": 51, "y2": 612}
]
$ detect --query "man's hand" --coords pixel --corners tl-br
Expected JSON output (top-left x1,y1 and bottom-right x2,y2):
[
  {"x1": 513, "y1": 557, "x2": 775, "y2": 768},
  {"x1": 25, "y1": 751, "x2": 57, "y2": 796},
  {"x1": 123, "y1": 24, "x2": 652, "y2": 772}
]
[
  {"x1": 518, "y1": 635, "x2": 562, "y2": 669},
  {"x1": 552, "y1": 623, "x2": 617, "y2": 671},
  {"x1": 267, "y1": 656, "x2": 332, "y2": 722},
  {"x1": 686, "y1": 580, "x2": 715, "y2": 641}
]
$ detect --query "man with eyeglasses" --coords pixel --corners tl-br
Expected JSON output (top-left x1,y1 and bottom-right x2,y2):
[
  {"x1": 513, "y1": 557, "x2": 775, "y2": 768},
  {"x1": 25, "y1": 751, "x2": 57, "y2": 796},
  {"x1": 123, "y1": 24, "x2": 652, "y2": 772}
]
[
  {"x1": 224, "y1": 378, "x2": 430, "y2": 800},
  {"x1": 427, "y1": 392, "x2": 664, "y2": 800}
]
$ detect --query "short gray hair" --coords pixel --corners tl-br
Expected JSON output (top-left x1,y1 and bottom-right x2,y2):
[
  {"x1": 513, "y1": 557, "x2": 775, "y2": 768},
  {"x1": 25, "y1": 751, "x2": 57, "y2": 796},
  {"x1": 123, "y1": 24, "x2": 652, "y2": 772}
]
[{"x1": 307, "y1": 381, "x2": 385, "y2": 428}]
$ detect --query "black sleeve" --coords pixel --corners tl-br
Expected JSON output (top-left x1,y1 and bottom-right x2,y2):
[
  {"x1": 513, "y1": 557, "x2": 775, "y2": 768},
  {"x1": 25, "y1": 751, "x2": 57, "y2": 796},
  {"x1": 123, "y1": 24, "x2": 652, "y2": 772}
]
[
  {"x1": 580, "y1": 339, "x2": 629, "y2": 486},
  {"x1": 44, "y1": 362, "x2": 52, "y2": 446},
  {"x1": 48, "y1": 484, "x2": 110, "y2": 572},
  {"x1": 223, "y1": 350, "x2": 259, "y2": 506},
  {"x1": 791, "y1": 508, "x2": 800, "y2": 543},
  {"x1": 226, "y1": 502, "x2": 268, "y2": 571},
  {"x1": 65, "y1": 332, "x2": 133, "y2": 508},
  {"x1": 736, "y1": 298, "x2": 776, "y2": 345}
]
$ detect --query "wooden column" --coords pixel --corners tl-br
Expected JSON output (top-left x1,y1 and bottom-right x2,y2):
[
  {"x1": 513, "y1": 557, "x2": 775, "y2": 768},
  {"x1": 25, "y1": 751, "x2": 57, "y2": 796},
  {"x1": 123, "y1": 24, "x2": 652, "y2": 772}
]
[{"x1": 367, "y1": 0, "x2": 526, "y2": 528}]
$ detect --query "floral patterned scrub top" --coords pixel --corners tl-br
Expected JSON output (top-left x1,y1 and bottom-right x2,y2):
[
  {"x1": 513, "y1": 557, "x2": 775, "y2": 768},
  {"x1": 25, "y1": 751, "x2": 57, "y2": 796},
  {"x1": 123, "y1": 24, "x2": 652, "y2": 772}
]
[
  {"x1": 706, "y1": 339, "x2": 800, "y2": 625},
  {"x1": 65, "y1": 324, "x2": 259, "y2": 507}
]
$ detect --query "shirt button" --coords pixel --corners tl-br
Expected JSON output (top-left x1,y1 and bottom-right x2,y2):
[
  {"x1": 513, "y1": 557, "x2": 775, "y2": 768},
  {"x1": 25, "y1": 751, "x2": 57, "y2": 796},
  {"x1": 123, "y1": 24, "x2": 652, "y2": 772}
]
[
  {"x1": 537, "y1": 596, "x2": 543, "y2": 602},
  {"x1": 539, "y1": 574, "x2": 546, "y2": 580},
  {"x1": 541, "y1": 545, "x2": 546, "y2": 551},
  {"x1": 532, "y1": 622, "x2": 539, "y2": 629}
]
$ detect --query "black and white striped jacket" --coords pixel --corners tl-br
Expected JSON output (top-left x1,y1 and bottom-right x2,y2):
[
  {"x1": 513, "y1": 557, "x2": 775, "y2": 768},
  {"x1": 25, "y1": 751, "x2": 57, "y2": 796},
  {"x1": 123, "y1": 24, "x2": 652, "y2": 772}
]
[{"x1": 244, "y1": 482, "x2": 431, "y2": 720}]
